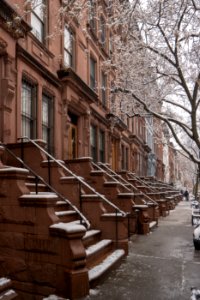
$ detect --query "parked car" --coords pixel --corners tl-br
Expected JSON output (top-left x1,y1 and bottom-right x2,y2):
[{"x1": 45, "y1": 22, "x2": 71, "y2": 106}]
[
  {"x1": 193, "y1": 225, "x2": 200, "y2": 250},
  {"x1": 190, "y1": 287, "x2": 200, "y2": 300},
  {"x1": 191, "y1": 200, "x2": 200, "y2": 209}
]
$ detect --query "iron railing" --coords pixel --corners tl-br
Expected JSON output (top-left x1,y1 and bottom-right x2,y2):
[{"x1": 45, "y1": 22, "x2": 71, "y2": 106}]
[
  {"x1": 16, "y1": 137, "x2": 128, "y2": 246},
  {"x1": 4, "y1": 145, "x2": 91, "y2": 229}
]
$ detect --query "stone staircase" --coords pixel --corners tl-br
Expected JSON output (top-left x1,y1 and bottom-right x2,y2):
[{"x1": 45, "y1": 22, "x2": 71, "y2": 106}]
[
  {"x1": 65, "y1": 158, "x2": 160, "y2": 235},
  {"x1": 2, "y1": 142, "x2": 127, "y2": 299},
  {"x1": 83, "y1": 229, "x2": 125, "y2": 287},
  {"x1": 122, "y1": 172, "x2": 172, "y2": 217}
]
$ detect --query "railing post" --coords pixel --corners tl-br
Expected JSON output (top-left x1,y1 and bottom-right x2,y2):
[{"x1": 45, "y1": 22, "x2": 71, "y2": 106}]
[
  {"x1": 79, "y1": 182, "x2": 83, "y2": 225},
  {"x1": 20, "y1": 138, "x2": 24, "y2": 167},
  {"x1": 127, "y1": 213, "x2": 131, "y2": 241},
  {"x1": 35, "y1": 175, "x2": 39, "y2": 194},
  {"x1": 47, "y1": 156, "x2": 51, "y2": 188},
  {"x1": 115, "y1": 209, "x2": 118, "y2": 249}
]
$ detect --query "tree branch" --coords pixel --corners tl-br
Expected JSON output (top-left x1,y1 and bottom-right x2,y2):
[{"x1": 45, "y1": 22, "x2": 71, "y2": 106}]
[{"x1": 162, "y1": 98, "x2": 191, "y2": 114}]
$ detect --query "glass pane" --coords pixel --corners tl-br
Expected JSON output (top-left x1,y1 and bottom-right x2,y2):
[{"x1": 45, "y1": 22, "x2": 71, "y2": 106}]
[
  {"x1": 31, "y1": 13, "x2": 43, "y2": 42},
  {"x1": 32, "y1": 0, "x2": 45, "y2": 21},
  {"x1": 91, "y1": 126, "x2": 98, "y2": 146},
  {"x1": 90, "y1": 58, "x2": 96, "y2": 89},
  {"x1": 64, "y1": 50, "x2": 72, "y2": 67},
  {"x1": 100, "y1": 17, "x2": 105, "y2": 43},
  {"x1": 64, "y1": 27, "x2": 72, "y2": 52},
  {"x1": 42, "y1": 126, "x2": 48, "y2": 142},
  {"x1": 42, "y1": 99, "x2": 48, "y2": 126},
  {"x1": 22, "y1": 83, "x2": 32, "y2": 116},
  {"x1": 22, "y1": 117, "x2": 31, "y2": 138},
  {"x1": 99, "y1": 131, "x2": 105, "y2": 150}
]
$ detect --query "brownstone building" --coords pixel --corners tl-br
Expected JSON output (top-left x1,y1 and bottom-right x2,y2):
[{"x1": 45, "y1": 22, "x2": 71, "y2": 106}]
[
  {"x1": 0, "y1": 0, "x2": 156, "y2": 175},
  {"x1": 0, "y1": 1, "x2": 175, "y2": 299}
]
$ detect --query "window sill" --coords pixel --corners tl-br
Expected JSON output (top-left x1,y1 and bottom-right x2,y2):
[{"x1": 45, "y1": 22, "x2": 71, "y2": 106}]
[{"x1": 29, "y1": 32, "x2": 54, "y2": 58}]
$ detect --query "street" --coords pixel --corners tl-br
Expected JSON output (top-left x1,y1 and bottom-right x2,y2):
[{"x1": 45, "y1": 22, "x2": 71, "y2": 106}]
[{"x1": 83, "y1": 201, "x2": 200, "y2": 300}]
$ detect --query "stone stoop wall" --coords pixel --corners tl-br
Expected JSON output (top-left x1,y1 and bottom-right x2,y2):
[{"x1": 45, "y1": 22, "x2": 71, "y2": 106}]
[
  {"x1": 5, "y1": 146, "x2": 129, "y2": 254},
  {"x1": 65, "y1": 158, "x2": 136, "y2": 237},
  {"x1": 0, "y1": 148, "x2": 89, "y2": 300}
]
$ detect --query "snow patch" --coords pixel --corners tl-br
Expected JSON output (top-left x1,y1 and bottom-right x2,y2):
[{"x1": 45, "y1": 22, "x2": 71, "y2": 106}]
[
  {"x1": 149, "y1": 221, "x2": 157, "y2": 229},
  {"x1": 50, "y1": 222, "x2": 86, "y2": 234},
  {"x1": 43, "y1": 295, "x2": 69, "y2": 300},
  {"x1": 0, "y1": 289, "x2": 17, "y2": 299},
  {"x1": 86, "y1": 239, "x2": 111, "y2": 256},
  {"x1": 83, "y1": 229, "x2": 100, "y2": 240},
  {"x1": 88, "y1": 249, "x2": 125, "y2": 281},
  {"x1": 0, "y1": 278, "x2": 10, "y2": 286},
  {"x1": 55, "y1": 210, "x2": 76, "y2": 216}
]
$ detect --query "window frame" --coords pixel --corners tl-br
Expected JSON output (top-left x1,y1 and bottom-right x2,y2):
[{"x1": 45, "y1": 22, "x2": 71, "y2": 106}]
[
  {"x1": 99, "y1": 129, "x2": 105, "y2": 162},
  {"x1": 31, "y1": 0, "x2": 46, "y2": 43},
  {"x1": 21, "y1": 78, "x2": 37, "y2": 139},
  {"x1": 90, "y1": 56, "x2": 96, "y2": 91},
  {"x1": 64, "y1": 26, "x2": 74, "y2": 68},
  {"x1": 101, "y1": 71, "x2": 107, "y2": 107},
  {"x1": 89, "y1": 0, "x2": 97, "y2": 33},
  {"x1": 42, "y1": 92, "x2": 54, "y2": 154},
  {"x1": 100, "y1": 16, "x2": 106, "y2": 47},
  {"x1": 90, "y1": 125, "x2": 98, "y2": 162}
]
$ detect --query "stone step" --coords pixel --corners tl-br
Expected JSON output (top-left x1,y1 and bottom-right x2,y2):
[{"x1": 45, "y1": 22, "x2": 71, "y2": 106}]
[
  {"x1": 0, "y1": 278, "x2": 17, "y2": 299},
  {"x1": 82, "y1": 229, "x2": 101, "y2": 247},
  {"x1": 26, "y1": 182, "x2": 47, "y2": 192},
  {"x1": 86, "y1": 239, "x2": 112, "y2": 265},
  {"x1": 55, "y1": 210, "x2": 78, "y2": 222},
  {"x1": 88, "y1": 249, "x2": 125, "y2": 287},
  {"x1": 55, "y1": 200, "x2": 70, "y2": 211}
]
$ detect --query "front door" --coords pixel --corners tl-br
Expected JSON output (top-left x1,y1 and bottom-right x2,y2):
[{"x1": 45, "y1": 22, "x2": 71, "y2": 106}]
[
  {"x1": 68, "y1": 124, "x2": 77, "y2": 159},
  {"x1": 67, "y1": 112, "x2": 78, "y2": 159}
]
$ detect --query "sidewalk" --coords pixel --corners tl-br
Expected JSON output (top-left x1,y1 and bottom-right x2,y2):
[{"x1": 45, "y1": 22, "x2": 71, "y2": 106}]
[{"x1": 83, "y1": 201, "x2": 200, "y2": 300}]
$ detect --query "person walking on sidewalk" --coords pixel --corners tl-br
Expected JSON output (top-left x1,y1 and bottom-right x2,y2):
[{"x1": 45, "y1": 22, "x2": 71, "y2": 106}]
[{"x1": 184, "y1": 189, "x2": 189, "y2": 201}]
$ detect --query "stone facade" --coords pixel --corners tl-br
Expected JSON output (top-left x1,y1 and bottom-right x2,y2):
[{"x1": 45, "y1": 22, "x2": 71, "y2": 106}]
[{"x1": 0, "y1": 0, "x2": 164, "y2": 178}]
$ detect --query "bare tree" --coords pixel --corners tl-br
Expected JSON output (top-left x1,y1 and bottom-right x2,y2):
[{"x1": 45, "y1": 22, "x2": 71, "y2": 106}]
[{"x1": 110, "y1": 0, "x2": 200, "y2": 165}]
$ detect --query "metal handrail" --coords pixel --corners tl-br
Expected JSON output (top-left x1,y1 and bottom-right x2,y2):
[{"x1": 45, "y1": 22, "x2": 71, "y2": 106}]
[
  {"x1": 128, "y1": 172, "x2": 179, "y2": 198},
  {"x1": 4, "y1": 145, "x2": 91, "y2": 229},
  {"x1": 19, "y1": 137, "x2": 127, "y2": 217},
  {"x1": 92, "y1": 162, "x2": 130, "y2": 191},
  {"x1": 97, "y1": 162, "x2": 158, "y2": 205}
]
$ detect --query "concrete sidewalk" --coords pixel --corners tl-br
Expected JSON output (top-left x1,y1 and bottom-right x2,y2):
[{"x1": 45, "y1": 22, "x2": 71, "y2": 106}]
[{"x1": 82, "y1": 201, "x2": 200, "y2": 300}]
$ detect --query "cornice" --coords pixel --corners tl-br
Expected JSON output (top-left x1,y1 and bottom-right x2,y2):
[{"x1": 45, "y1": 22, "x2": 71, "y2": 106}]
[
  {"x1": 17, "y1": 44, "x2": 61, "y2": 88},
  {"x1": 0, "y1": 0, "x2": 31, "y2": 39},
  {"x1": 57, "y1": 68, "x2": 98, "y2": 103},
  {"x1": 129, "y1": 134, "x2": 144, "y2": 147}
]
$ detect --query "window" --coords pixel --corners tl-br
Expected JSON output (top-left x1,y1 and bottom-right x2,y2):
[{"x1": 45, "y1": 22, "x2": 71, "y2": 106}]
[
  {"x1": 64, "y1": 26, "x2": 74, "y2": 67},
  {"x1": 100, "y1": 16, "x2": 106, "y2": 46},
  {"x1": 31, "y1": 0, "x2": 46, "y2": 43},
  {"x1": 101, "y1": 72, "x2": 107, "y2": 107},
  {"x1": 90, "y1": 125, "x2": 97, "y2": 162},
  {"x1": 121, "y1": 145, "x2": 128, "y2": 170},
  {"x1": 99, "y1": 130, "x2": 105, "y2": 162},
  {"x1": 89, "y1": 0, "x2": 96, "y2": 32},
  {"x1": 42, "y1": 93, "x2": 54, "y2": 153},
  {"x1": 110, "y1": 80, "x2": 116, "y2": 113},
  {"x1": 21, "y1": 79, "x2": 37, "y2": 139},
  {"x1": 90, "y1": 57, "x2": 96, "y2": 90}
]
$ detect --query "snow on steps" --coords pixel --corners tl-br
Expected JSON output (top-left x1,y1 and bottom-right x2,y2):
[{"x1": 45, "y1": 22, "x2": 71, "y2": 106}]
[
  {"x1": 149, "y1": 221, "x2": 157, "y2": 229},
  {"x1": 88, "y1": 249, "x2": 125, "y2": 285},
  {"x1": 86, "y1": 239, "x2": 112, "y2": 257},
  {"x1": 83, "y1": 229, "x2": 101, "y2": 247},
  {"x1": 0, "y1": 278, "x2": 17, "y2": 299}
]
